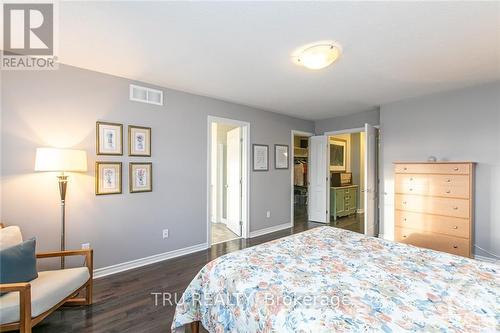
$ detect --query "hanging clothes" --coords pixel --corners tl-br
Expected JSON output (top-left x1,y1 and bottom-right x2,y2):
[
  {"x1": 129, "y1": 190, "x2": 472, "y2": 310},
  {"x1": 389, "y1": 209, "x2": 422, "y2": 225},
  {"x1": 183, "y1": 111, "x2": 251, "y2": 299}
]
[{"x1": 294, "y1": 162, "x2": 306, "y2": 186}]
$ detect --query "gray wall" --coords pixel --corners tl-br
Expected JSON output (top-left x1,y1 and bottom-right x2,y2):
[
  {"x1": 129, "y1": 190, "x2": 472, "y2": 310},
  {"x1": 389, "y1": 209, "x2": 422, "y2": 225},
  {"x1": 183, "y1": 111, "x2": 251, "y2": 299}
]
[
  {"x1": 1, "y1": 65, "x2": 313, "y2": 269},
  {"x1": 379, "y1": 81, "x2": 500, "y2": 259},
  {"x1": 315, "y1": 108, "x2": 380, "y2": 134}
]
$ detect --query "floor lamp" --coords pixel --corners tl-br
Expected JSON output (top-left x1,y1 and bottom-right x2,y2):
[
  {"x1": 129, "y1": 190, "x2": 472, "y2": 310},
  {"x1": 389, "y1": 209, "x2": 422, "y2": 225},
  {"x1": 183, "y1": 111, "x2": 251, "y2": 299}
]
[{"x1": 35, "y1": 148, "x2": 88, "y2": 268}]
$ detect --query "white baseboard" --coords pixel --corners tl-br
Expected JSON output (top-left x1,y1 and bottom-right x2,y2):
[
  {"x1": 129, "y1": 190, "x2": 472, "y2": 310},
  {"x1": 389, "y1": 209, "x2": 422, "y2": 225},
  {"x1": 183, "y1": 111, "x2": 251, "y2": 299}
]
[
  {"x1": 92, "y1": 237, "x2": 498, "y2": 280},
  {"x1": 474, "y1": 254, "x2": 499, "y2": 264},
  {"x1": 250, "y1": 222, "x2": 292, "y2": 238},
  {"x1": 94, "y1": 242, "x2": 208, "y2": 279}
]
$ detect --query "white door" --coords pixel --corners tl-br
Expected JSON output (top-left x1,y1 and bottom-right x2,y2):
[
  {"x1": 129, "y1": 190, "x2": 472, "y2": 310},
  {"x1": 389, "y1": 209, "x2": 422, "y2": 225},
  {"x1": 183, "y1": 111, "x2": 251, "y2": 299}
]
[
  {"x1": 309, "y1": 136, "x2": 329, "y2": 223},
  {"x1": 226, "y1": 127, "x2": 242, "y2": 236},
  {"x1": 364, "y1": 123, "x2": 378, "y2": 237}
]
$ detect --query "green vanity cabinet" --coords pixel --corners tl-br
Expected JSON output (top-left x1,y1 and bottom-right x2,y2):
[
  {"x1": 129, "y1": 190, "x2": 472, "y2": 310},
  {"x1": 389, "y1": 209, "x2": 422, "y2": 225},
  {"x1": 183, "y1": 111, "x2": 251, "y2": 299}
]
[{"x1": 330, "y1": 185, "x2": 358, "y2": 221}]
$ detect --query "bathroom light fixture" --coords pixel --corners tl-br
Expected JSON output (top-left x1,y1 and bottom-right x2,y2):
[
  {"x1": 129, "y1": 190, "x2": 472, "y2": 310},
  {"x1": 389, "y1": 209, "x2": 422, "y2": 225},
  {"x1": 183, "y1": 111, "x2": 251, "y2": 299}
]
[{"x1": 291, "y1": 41, "x2": 342, "y2": 70}]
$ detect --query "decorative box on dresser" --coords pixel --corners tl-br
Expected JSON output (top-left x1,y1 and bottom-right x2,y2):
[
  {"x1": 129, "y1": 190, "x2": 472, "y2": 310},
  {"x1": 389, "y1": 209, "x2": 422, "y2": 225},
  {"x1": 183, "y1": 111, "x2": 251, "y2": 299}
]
[{"x1": 393, "y1": 162, "x2": 475, "y2": 258}]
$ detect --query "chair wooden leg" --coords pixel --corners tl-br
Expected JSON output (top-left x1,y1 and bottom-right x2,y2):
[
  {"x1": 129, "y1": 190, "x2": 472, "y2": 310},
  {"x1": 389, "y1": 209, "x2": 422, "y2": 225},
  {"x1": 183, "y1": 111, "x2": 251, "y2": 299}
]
[
  {"x1": 190, "y1": 321, "x2": 199, "y2": 333},
  {"x1": 86, "y1": 280, "x2": 93, "y2": 305},
  {"x1": 85, "y1": 248, "x2": 93, "y2": 305},
  {"x1": 19, "y1": 285, "x2": 32, "y2": 333}
]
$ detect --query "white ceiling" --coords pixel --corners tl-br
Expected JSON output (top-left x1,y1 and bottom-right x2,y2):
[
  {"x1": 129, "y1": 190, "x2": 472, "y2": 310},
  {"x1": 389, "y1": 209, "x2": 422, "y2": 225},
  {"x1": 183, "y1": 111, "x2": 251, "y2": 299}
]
[{"x1": 59, "y1": 1, "x2": 500, "y2": 120}]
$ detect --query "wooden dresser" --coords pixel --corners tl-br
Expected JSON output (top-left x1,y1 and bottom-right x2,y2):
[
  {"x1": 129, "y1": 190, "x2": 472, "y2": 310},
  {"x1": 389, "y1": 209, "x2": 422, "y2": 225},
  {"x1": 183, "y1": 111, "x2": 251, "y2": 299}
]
[{"x1": 393, "y1": 162, "x2": 474, "y2": 258}]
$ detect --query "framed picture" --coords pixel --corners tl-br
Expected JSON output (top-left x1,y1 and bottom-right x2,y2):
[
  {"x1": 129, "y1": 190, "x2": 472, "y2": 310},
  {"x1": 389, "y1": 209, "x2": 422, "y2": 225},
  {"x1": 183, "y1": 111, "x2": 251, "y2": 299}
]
[
  {"x1": 96, "y1": 122, "x2": 123, "y2": 155},
  {"x1": 330, "y1": 138, "x2": 347, "y2": 171},
  {"x1": 95, "y1": 162, "x2": 122, "y2": 195},
  {"x1": 129, "y1": 163, "x2": 153, "y2": 193},
  {"x1": 253, "y1": 144, "x2": 269, "y2": 171},
  {"x1": 274, "y1": 144, "x2": 289, "y2": 169},
  {"x1": 129, "y1": 125, "x2": 151, "y2": 157}
]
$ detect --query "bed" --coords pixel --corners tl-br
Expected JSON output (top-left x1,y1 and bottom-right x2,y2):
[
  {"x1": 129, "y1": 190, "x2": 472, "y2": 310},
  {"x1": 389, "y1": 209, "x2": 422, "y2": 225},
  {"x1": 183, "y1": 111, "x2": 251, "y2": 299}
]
[{"x1": 172, "y1": 226, "x2": 499, "y2": 332}]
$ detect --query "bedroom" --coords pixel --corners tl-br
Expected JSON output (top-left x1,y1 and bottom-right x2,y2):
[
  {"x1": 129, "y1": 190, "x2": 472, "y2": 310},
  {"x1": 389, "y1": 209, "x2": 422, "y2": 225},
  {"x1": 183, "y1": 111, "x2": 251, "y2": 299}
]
[{"x1": 0, "y1": 1, "x2": 499, "y2": 333}]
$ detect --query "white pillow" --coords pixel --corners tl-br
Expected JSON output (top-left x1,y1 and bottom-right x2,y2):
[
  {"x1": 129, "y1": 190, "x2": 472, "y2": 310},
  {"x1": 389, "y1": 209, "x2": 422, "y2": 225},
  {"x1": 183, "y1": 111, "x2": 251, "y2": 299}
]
[{"x1": 0, "y1": 226, "x2": 23, "y2": 250}]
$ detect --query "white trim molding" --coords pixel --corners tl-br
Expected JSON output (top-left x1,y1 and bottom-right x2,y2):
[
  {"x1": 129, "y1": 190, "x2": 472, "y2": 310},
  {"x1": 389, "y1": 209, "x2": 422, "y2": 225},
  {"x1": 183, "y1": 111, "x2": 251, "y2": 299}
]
[
  {"x1": 207, "y1": 116, "x2": 251, "y2": 246},
  {"x1": 94, "y1": 242, "x2": 208, "y2": 279},
  {"x1": 250, "y1": 222, "x2": 292, "y2": 238},
  {"x1": 323, "y1": 125, "x2": 380, "y2": 136},
  {"x1": 474, "y1": 255, "x2": 499, "y2": 264}
]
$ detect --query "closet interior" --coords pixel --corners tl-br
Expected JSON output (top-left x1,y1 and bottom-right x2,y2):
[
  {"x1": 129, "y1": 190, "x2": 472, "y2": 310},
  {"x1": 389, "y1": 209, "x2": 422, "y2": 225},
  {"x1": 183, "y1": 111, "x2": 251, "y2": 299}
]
[{"x1": 293, "y1": 135, "x2": 309, "y2": 225}]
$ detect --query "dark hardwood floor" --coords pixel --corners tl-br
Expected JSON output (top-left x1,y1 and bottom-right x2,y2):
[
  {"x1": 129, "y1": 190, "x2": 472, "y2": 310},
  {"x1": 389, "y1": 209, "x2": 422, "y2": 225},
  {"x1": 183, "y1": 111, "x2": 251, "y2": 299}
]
[
  {"x1": 31, "y1": 220, "x2": 326, "y2": 333},
  {"x1": 294, "y1": 203, "x2": 363, "y2": 234}
]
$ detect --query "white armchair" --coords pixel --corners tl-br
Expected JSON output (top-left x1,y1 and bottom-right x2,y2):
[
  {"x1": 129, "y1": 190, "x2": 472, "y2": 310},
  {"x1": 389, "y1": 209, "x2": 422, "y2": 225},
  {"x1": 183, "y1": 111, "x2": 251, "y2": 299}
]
[{"x1": 0, "y1": 225, "x2": 93, "y2": 333}]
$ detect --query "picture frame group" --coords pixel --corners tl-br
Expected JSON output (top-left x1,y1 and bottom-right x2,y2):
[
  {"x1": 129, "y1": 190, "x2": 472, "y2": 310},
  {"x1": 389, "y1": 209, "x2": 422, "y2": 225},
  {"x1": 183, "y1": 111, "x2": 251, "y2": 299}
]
[
  {"x1": 96, "y1": 122, "x2": 151, "y2": 157},
  {"x1": 252, "y1": 144, "x2": 289, "y2": 171},
  {"x1": 95, "y1": 162, "x2": 153, "y2": 195},
  {"x1": 95, "y1": 121, "x2": 153, "y2": 195}
]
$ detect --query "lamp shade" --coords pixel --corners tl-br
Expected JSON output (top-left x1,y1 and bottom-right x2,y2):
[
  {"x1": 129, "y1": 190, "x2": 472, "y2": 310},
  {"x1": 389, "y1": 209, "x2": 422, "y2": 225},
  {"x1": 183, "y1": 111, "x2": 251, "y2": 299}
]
[{"x1": 34, "y1": 148, "x2": 88, "y2": 172}]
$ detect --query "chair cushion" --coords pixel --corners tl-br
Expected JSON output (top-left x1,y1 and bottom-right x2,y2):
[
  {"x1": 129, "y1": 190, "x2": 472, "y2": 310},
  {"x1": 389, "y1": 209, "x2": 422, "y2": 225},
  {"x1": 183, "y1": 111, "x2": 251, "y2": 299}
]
[
  {"x1": 0, "y1": 267, "x2": 90, "y2": 324},
  {"x1": 0, "y1": 226, "x2": 23, "y2": 250},
  {"x1": 0, "y1": 238, "x2": 38, "y2": 285}
]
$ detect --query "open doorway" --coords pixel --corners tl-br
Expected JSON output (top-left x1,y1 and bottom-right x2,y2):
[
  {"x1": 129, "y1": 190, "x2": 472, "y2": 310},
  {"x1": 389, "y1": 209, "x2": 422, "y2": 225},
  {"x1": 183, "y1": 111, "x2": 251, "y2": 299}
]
[
  {"x1": 327, "y1": 124, "x2": 379, "y2": 236},
  {"x1": 308, "y1": 124, "x2": 379, "y2": 237},
  {"x1": 328, "y1": 132, "x2": 365, "y2": 233},
  {"x1": 208, "y1": 117, "x2": 249, "y2": 245},
  {"x1": 291, "y1": 131, "x2": 313, "y2": 226}
]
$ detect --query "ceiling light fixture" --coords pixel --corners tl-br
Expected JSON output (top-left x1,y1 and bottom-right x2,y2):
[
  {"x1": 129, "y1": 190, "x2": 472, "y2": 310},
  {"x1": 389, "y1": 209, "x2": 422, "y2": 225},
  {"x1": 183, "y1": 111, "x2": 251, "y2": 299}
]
[{"x1": 291, "y1": 41, "x2": 342, "y2": 70}]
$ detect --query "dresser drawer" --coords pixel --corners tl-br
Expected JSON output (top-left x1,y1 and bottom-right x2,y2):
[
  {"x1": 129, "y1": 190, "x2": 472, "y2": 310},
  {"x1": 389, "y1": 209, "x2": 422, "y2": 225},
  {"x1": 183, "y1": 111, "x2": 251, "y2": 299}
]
[
  {"x1": 395, "y1": 227, "x2": 470, "y2": 257},
  {"x1": 395, "y1": 210, "x2": 470, "y2": 238},
  {"x1": 395, "y1": 174, "x2": 469, "y2": 198},
  {"x1": 395, "y1": 194, "x2": 469, "y2": 218},
  {"x1": 394, "y1": 163, "x2": 470, "y2": 175}
]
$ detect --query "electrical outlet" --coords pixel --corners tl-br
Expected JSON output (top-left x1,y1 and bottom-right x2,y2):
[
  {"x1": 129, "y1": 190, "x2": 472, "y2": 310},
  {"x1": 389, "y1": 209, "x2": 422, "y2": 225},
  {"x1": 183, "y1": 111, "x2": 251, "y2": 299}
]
[
  {"x1": 162, "y1": 229, "x2": 169, "y2": 239},
  {"x1": 81, "y1": 243, "x2": 90, "y2": 249},
  {"x1": 266, "y1": 211, "x2": 271, "y2": 218}
]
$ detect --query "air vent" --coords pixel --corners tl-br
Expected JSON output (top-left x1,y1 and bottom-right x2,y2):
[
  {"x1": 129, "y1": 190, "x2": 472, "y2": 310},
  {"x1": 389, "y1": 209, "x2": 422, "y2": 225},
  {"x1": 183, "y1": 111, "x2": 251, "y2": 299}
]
[{"x1": 129, "y1": 84, "x2": 163, "y2": 106}]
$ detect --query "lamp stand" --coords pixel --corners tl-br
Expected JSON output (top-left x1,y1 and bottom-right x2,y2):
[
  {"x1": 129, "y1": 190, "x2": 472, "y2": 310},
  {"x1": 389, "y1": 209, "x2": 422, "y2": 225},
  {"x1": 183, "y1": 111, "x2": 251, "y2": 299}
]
[{"x1": 57, "y1": 173, "x2": 68, "y2": 269}]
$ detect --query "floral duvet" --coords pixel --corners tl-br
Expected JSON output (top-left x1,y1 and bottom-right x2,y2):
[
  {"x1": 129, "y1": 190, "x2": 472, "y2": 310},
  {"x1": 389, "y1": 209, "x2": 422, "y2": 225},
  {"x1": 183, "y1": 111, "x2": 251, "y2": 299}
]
[{"x1": 172, "y1": 226, "x2": 499, "y2": 332}]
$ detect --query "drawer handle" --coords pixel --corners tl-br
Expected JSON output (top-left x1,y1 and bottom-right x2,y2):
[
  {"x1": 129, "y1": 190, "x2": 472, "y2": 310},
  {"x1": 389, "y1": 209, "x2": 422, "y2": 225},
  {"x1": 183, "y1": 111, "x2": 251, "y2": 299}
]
[
  {"x1": 446, "y1": 179, "x2": 451, "y2": 183},
  {"x1": 409, "y1": 177, "x2": 414, "y2": 181},
  {"x1": 453, "y1": 245, "x2": 458, "y2": 249},
  {"x1": 453, "y1": 206, "x2": 458, "y2": 210},
  {"x1": 452, "y1": 226, "x2": 458, "y2": 229},
  {"x1": 403, "y1": 218, "x2": 407, "y2": 222},
  {"x1": 409, "y1": 188, "x2": 413, "y2": 191},
  {"x1": 403, "y1": 167, "x2": 408, "y2": 171},
  {"x1": 445, "y1": 190, "x2": 451, "y2": 194},
  {"x1": 403, "y1": 201, "x2": 407, "y2": 205},
  {"x1": 453, "y1": 167, "x2": 459, "y2": 171},
  {"x1": 402, "y1": 235, "x2": 407, "y2": 238}
]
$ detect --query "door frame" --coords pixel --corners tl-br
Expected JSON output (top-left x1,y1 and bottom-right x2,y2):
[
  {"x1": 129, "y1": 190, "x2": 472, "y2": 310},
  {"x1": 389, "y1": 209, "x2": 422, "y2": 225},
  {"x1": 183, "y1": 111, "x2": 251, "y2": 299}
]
[
  {"x1": 323, "y1": 125, "x2": 380, "y2": 234},
  {"x1": 290, "y1": 130, "x2": 314, "y2": 225},
  {"x1": 324, "y1": 126, "x2": 379, "y2": 136},
  {"x1": 207, "y1": 116, "x2": 250, "y2": 246}
]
